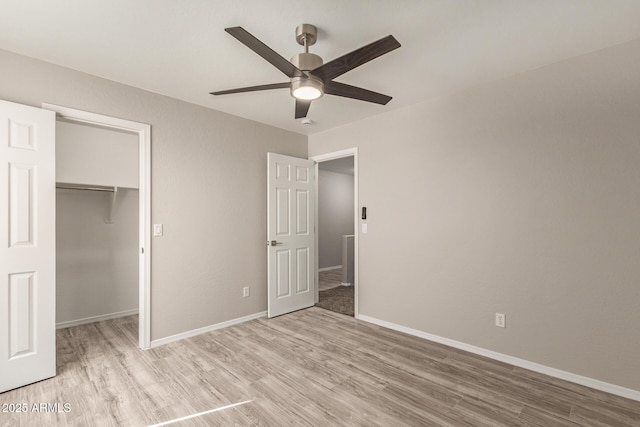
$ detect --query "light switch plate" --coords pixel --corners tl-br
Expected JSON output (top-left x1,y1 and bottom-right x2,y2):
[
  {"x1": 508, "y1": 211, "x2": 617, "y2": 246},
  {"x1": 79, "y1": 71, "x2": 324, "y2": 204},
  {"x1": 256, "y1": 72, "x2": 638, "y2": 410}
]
[
  {"x1": 153, "y1": 224, "x2": 163, "y2": 237},
  {"x1": 362, "y1": 223, "x2": 368, "y2": 234}
]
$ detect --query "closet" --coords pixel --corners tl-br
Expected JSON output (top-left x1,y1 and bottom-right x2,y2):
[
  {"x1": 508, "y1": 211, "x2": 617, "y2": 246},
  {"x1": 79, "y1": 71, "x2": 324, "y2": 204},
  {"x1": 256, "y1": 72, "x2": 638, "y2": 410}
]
[{"x1": 55, "y1": 119, "x2": 139, "y2": 328}]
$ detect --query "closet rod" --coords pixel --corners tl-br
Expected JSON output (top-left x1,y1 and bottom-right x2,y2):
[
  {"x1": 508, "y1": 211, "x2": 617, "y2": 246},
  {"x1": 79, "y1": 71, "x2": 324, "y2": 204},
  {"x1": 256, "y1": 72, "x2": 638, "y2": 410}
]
[{"x1": 56, "y1": 184, "x2": 115, "y2": 193}]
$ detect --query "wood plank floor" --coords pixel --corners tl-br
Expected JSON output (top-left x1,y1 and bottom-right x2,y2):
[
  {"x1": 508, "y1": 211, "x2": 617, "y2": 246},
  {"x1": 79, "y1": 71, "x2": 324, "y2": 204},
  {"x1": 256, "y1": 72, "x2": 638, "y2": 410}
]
[{"x1": 1, "y1": 308, "x2": 639, "y2": 426}]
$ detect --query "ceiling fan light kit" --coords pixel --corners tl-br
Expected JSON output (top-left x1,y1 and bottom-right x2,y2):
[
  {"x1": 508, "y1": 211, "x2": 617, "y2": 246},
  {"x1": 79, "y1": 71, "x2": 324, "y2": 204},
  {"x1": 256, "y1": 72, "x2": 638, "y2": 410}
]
[
  {"x1": 291, "y1": 76, "x2": 323, "y2": 100},
  {"x1": 210, "y1": 23, "x2": 401, "y2": 119}
]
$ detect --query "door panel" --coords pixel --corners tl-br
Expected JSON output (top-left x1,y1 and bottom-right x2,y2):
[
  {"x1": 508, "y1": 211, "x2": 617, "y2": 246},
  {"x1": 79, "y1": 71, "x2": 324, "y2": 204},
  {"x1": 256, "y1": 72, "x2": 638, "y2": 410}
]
[
  {"x1": 0, "y1": 99, "x2": 56, "y2": 393},
  {"x1": 9, "y1": 164, "x2": 36, "y2": 246},
  {"x1": 9, "y1": 272, "x2": 36, "y2": 358},
  {"x1": 276, "y1": 249, "x2": 291, "y2": 297},
  {"x1": 267, "y1": 153, "x2": 315, "y2": 317},
  {"x1": 276, "y1": 188, "x2": 290, "y2": 236},
  {"x1": 296, "y1": 248, "x2": 309, "y2": 292},
  {"x1": 296, "y1": 190, "x2": 309, "y2": 234}
]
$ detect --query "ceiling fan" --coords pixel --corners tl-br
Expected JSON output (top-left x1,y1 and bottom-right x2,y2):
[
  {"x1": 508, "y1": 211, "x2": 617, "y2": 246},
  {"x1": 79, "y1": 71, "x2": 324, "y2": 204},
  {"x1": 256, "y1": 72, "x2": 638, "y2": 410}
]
[{"x1": 210, "y1": 24, "x2": 401, "y2": 119}]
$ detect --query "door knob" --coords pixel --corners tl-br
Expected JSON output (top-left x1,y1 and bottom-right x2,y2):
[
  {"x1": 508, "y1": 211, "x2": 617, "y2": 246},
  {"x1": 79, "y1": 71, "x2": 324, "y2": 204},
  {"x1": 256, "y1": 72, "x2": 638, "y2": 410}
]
[{"x1": 269, "y1": 240, "x2": 283, "y2": 246}]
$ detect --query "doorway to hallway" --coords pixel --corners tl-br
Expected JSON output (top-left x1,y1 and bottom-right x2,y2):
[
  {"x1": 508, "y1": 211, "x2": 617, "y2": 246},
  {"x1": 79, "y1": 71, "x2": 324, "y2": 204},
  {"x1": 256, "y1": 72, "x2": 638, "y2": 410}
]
[{"x1": 311, "y1": 149, "x2": 358, "y2": 317}]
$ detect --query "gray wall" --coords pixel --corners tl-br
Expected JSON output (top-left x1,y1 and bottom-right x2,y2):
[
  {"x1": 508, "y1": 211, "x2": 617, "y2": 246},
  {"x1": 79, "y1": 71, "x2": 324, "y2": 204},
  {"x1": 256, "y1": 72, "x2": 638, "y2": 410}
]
[
  {"x1": 318, "y1": 170, "x2": 354, "y2": 269},
  {"x1": 56, "y1": 120, "x2": 139, "y2": 188},
  {"x1": 56, "y1": 188, "x2": 138, "y2": 323},
  {"x1": 0, "y1": 48, "x2": 306, "y2": 340},
  {"x1": 309, "y1": 39, "x2": 640, "y2": 391}
]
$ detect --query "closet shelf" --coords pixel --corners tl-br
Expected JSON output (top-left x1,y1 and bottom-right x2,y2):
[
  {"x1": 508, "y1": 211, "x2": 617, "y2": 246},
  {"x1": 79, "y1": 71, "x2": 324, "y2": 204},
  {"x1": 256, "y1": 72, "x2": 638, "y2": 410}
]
[
  {"x1": 56, "y1": 183, "x2": 116, "y2": 192},
  {"x1": 56, "y1": 183, "x2": 119, "y2": 224}
]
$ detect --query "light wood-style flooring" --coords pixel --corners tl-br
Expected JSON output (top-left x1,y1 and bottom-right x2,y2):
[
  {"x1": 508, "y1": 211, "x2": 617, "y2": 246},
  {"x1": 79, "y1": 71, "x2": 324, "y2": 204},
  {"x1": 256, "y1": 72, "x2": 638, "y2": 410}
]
[{"x1": 1, "y1": 308, "x2": 639, "y2": 426}]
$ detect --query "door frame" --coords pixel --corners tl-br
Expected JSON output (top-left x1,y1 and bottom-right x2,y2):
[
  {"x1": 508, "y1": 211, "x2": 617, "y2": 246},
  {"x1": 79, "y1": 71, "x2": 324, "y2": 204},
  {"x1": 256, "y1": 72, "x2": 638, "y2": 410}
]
[
  {"x1": 42, "y1": 103, "x2": 152, "y2": 349},
  {"x1": 309, "y1": 148, "x2": 359, "y2": 318}
]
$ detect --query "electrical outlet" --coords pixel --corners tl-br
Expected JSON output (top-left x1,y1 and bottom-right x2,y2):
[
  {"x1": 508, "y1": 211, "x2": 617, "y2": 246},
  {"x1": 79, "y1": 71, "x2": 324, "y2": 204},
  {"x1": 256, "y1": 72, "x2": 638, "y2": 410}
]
[
  {"x1": 495, "y1": 312, "x2": 506, "y2": 328},
  {"x1": 243, "y1": 286, "x2": 250, "y2": 298}
]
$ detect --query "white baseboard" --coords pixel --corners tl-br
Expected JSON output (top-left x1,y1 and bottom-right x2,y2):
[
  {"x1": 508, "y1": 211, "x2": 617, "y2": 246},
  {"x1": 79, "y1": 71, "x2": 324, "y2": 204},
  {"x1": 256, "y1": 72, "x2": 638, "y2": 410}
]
[
  {"x1": 150, "y1": 311, "x2": 267, "y2": 348},
  {"x1": 358, "y1": 314, "x2": 640, "y2": 402},
  {"x1": 318, "y1": 265, "x2": 342, "y2": 272},
  {"x1": 56, "y1": 308, "x2": 139, "y2": 329}
]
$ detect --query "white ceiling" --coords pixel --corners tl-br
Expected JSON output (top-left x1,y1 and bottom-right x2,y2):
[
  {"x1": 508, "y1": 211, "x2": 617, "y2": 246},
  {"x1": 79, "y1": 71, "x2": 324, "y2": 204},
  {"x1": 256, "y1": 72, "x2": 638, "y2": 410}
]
[{"x1": 2, "y1": 1, "x2": 640, "y2": 135}]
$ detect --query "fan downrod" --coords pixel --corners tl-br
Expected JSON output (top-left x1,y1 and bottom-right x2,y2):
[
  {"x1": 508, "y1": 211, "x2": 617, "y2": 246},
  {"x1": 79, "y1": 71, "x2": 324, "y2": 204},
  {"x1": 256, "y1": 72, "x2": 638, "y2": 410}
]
[{"x1": 291, "y1": 24, "x2": 323, "y2": 71}]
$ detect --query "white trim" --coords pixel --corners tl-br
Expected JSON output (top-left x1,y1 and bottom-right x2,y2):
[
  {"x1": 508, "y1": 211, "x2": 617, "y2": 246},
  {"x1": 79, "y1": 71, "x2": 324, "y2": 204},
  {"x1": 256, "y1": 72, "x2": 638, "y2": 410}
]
[
  {"x1": 318, "y1": 265, "x2": 342, "y2": 272},
  {"x1": 310, "y1": 148, "x2": 359, "y2": 318},
  {"x1": 42, "y1": 103, "x2": 152, "y2": 350},
  {"x1": 310, "y1": 148, "x2": 359, "y2": 163},
  {"x1": 150, "y1": 311, "x2": 267, "y2": 348},
  {"x1": 313, "y1": 162, "x2": 320, "y2": 305},
  {"x1": 359, "y1": 314, "x2": 640, "y2": 402},
  {"x1": 56, "y1": 309, "x2": 139, "y2": 329}
]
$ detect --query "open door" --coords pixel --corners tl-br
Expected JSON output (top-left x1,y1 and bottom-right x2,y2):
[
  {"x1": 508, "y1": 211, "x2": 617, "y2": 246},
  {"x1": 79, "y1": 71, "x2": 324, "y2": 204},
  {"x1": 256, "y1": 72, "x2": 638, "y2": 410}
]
[
  {"x1": 267, "y1": 153, "x2": 315, "y2": 317},
  {"x1": 0, "y1": 100, "x2": 56, "y2": 392}
]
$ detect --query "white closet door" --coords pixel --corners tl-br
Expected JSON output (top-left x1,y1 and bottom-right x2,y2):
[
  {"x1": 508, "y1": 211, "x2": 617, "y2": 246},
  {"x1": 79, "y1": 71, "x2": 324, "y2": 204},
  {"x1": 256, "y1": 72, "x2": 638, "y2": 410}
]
[{"x1": 0, "y1": 99, "x2": 56, "y2": 393}]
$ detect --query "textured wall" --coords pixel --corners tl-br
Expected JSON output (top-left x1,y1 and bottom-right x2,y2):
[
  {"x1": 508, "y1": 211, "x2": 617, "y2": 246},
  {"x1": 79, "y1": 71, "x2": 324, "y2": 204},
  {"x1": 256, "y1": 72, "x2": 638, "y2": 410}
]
[
  {"x1": 309, "y1": 39, "x2": 640, "y2": 391},
  {"x1": 56, "y1": 120, "x2": 139, "y2": 188},
  {"x1": 0, "y1": 49, "x2": 306, "y2": 340},
  {"x1": 318, "y1": 170, "x2": 354, "y2": 268}
]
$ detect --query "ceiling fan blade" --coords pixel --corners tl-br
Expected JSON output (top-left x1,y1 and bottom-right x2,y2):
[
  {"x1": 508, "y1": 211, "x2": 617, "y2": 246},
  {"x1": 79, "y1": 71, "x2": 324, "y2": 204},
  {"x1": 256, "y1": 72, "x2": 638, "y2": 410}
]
[
  {"x1": 210, "y1": 82, "x2": 290, "y2": 96},
  {"x1": 310, "y1": 35, "x2": 401, "y2": 82},
  {"x1": 324, "y1": 81, "x2": 392, "y2": 105},
  {"x1": 225, "y1": 27, "x2": 304, "y2": 78},
  {"x1": 295, "y1": 99, "x2": 311, "y2": 119}
]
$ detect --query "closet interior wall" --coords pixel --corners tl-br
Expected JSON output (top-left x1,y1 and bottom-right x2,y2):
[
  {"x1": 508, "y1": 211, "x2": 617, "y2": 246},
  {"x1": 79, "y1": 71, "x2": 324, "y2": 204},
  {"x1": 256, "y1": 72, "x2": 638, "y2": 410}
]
[{"x1": 55, "y1": 120, "x2": 139, "y2": 327}]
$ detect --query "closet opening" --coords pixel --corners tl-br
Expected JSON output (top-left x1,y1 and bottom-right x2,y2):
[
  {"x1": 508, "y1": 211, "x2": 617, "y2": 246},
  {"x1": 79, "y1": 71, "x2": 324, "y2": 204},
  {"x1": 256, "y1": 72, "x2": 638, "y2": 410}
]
[{"x1": 44, "y1": 104, "x2": 151, "y2": 349}]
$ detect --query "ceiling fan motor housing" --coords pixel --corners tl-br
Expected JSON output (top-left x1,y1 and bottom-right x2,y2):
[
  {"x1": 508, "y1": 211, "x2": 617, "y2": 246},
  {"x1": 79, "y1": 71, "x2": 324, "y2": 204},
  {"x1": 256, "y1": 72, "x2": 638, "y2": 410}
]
[{"x1": 290, "y1": 52, "x2": 323, "y2": 71}]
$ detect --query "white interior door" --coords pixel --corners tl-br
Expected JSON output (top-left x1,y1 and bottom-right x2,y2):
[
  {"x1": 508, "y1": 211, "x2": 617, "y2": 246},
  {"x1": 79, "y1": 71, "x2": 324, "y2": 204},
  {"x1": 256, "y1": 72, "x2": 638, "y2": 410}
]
[
  {"x1": 0, "y1": 100, "x2": 56, "y2": 392},
  {"x1": 267, "y1": 153, "x2": 315, "y2": 317}
]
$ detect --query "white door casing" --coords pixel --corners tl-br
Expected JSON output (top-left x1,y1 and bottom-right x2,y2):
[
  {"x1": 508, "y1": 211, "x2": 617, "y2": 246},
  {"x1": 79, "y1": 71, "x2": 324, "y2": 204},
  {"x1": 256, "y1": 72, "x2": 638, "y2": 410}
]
[
  {"x1": 267, "y1": 153, "x2": 315, "y2": 317},
  {"x1": 0, "y1": 100, "x2": 56, "y2": 392},
  {"x1": 42, "y1": 103, "x2": 152, "y2": 349}
]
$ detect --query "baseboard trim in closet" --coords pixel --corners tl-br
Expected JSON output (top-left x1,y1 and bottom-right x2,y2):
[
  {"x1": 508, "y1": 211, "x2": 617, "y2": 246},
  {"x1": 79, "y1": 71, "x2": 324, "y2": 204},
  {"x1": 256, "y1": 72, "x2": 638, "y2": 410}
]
[
  {"x1": 150, "y1": 311, "x2": 267, "y2": 348},
  {"x1": 318, "y1": 265, "x2": 342, "y2": 272},
  {"x1": 358, "y1": 314, "x2": 640, "y2": 402},
  {"x1": 56, "y1": 308, "x2": 139, "y2": 329}
]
